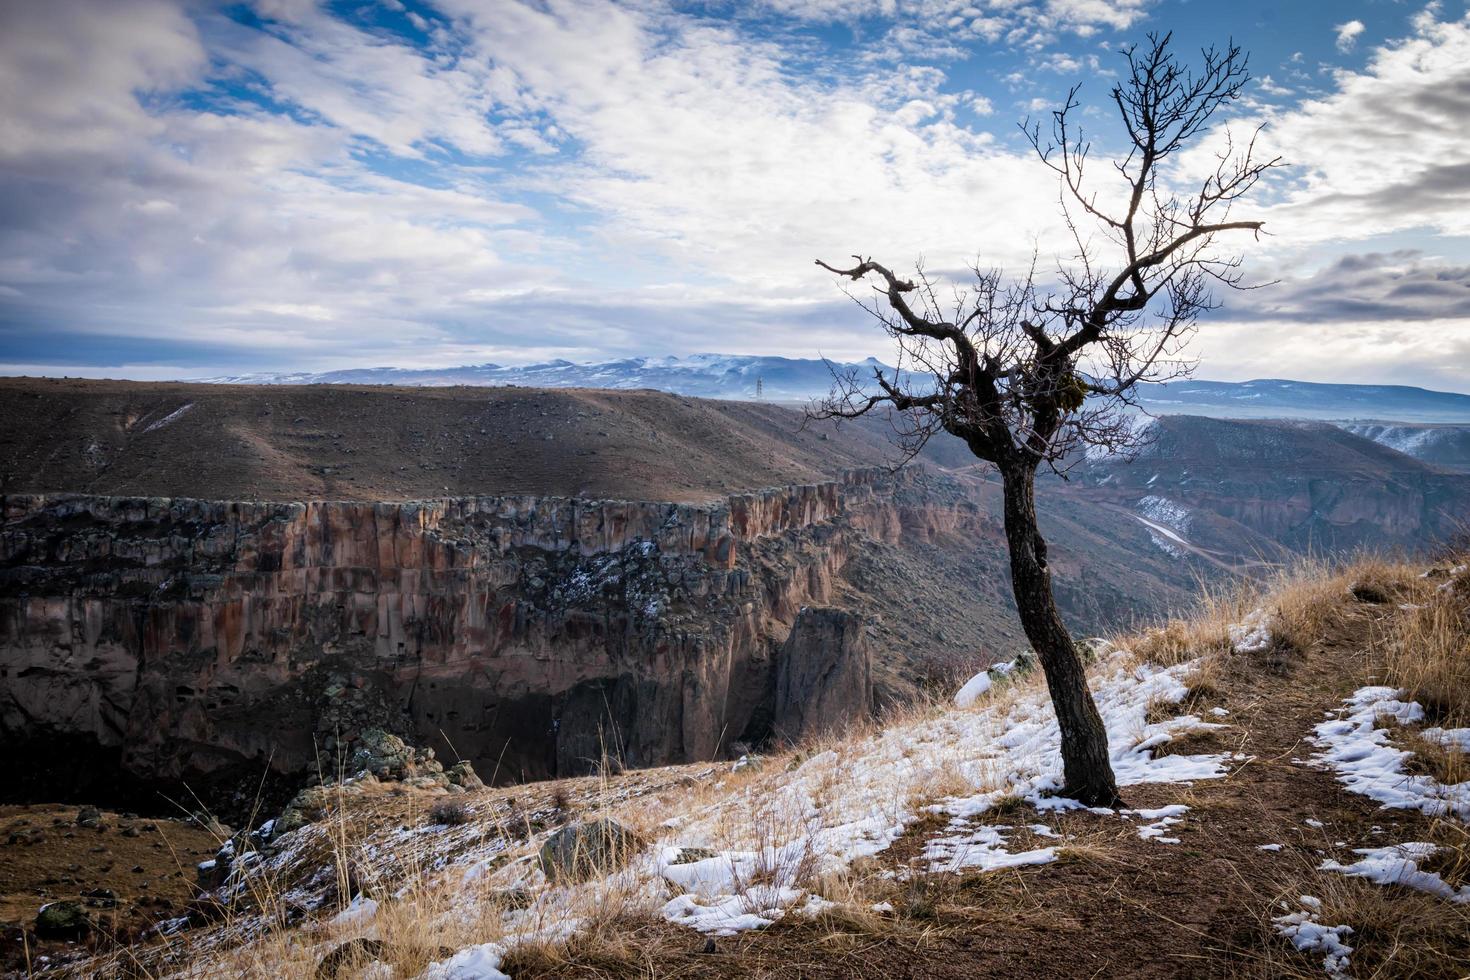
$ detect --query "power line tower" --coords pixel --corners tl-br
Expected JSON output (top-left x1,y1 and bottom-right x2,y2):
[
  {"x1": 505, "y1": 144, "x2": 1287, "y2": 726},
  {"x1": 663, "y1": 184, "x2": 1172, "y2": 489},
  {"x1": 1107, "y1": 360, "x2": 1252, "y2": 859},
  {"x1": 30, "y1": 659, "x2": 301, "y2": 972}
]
[{"x1": 755, "y1": 376, "x2": 763, "y2": 400}]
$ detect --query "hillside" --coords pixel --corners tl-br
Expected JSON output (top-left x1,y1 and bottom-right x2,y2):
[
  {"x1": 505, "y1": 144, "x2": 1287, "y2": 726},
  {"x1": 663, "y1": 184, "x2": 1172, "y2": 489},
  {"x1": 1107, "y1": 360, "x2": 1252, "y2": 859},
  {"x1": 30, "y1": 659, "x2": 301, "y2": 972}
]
[
  {"x1": 0, "y1": 378, "x2": 900, "y2": 503},
  {"x1": 9, "y1": 558, "x2": 1466, "y2": 978},
  {"x1": 1342, "y1": 422, "x2": 1470, "y2": 473},
  {"x1": 1078, "y1": 416, "x2": 1470, "y2": 556}
]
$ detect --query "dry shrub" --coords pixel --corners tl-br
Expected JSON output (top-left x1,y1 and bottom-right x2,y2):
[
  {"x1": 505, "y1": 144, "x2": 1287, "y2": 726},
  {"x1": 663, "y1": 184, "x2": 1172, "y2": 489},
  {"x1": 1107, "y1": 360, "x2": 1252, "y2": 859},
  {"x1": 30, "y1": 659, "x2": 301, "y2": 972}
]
[
  {"x1": 1179, "y1": 656, "x2": 1223, "y2": 704},
  {"x1": 1266, "y1": 562, "x2": 1347, "y2": 654},
  {"x1": 1385, "y1": 569, "x2": 1470, "y2": 726},
  {"x1": 1420, "y1": 821, "x2": 1470, "y2": 892},
  {"x1": 905, "y1": 766, "x2": 976, "y2": 809},
  {"x1": 1122, "y1": 603, "x2": 1234, "y2": 667},
  {"x1": 496, "y1": 912, "x2": 658, "y2": 978},
  {"x1": 428, "y1": 800, "x2": 470, "y2": 826},
  {"x1": 1144, "y1": 692, "x2": 1182, "y2": 726},
  {"x1": 1263, "y1": 556, "x2": 1423, "y2": 655},
  {"x1": 1150, "y1": 728, "x2": 1228, "y2": 759}
]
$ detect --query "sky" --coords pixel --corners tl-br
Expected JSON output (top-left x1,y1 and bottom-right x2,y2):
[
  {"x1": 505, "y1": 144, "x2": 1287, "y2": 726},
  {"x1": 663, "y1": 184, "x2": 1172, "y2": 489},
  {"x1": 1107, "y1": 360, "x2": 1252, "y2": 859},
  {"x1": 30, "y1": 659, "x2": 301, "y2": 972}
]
[{"x1": 1, "y1": 0, "x2": 1469, "y2": 390}]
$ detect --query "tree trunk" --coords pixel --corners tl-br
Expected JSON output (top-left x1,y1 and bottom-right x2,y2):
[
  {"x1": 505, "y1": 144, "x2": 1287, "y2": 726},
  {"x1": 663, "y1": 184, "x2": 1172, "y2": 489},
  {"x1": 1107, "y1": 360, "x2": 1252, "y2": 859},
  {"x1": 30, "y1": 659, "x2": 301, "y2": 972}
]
[{"x1": 999, "y1": 463, "x2": 1122, "y2": 807}]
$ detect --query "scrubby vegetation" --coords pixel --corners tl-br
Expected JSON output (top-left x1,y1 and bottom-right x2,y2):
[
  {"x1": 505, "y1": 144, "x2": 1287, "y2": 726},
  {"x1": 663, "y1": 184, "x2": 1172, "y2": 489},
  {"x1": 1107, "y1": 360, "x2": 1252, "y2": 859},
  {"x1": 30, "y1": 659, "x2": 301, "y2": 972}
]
[{"x1": 24, "y1": 555, "x2": 1470, "y2": 979}]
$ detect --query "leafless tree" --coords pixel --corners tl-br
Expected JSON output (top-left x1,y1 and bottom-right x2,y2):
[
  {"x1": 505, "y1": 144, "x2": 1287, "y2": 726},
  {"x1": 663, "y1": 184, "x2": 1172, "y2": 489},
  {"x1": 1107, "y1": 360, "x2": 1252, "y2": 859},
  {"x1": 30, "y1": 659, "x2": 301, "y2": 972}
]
[{"x1": 812, "y1": 33, "x2": 1281, "y2": 806}]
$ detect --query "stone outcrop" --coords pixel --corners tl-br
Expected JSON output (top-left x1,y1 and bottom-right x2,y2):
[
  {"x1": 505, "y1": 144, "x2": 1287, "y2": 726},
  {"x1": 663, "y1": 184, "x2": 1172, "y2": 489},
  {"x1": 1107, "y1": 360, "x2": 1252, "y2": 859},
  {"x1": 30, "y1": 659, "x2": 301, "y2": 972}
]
[
  {"x1": 0, "y1": 469, "x2": 990, "y2": 798},
  {"x1": 772, "y1": 607, "x2": 872, "y2": 743}
]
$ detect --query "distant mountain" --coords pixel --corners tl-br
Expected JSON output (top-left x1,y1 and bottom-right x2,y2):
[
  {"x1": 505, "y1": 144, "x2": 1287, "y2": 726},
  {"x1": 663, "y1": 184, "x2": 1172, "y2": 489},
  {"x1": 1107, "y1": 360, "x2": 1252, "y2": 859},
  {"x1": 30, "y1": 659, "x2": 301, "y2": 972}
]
[
  {"x1": 1138, "y1": 378, "x2": 1470, "y2": 423},
  {"x1": 199, "y1": 354, "x2": 903, "y2": 402},
  {"x1": 199, "y1": 355, "x2": 1470, "y2": 422}
]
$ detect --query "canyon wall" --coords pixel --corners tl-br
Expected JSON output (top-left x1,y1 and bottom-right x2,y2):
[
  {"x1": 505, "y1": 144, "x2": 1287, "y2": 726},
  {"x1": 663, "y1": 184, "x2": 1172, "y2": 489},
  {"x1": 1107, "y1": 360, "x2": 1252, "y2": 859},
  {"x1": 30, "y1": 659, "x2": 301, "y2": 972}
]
[{"x1": 0, "y1": 469, "x2": 990, "y2": 795}]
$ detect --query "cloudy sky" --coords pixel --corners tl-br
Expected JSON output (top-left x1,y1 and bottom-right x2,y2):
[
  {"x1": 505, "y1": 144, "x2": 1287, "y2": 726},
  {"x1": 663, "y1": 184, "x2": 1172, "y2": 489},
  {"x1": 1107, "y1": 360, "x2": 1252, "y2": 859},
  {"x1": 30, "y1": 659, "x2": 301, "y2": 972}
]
[{"x1": 2, "y1": 0, "x2": 1468, "y2": 389}]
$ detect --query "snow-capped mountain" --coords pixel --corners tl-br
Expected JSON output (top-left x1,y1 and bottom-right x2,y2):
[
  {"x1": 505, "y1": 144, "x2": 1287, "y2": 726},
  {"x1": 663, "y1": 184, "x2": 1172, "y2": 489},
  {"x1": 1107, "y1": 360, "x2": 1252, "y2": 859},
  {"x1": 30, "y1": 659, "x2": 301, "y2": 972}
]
[
  {"x1": 199, "y1": 355, "x2": 1470, "y2": 422},
  {"x1": 199, "y1": 354, "x2": 908, "y2": 402},
  {"x1": 1140, "y1": 378, "x2": 1470, "y2": 423}
]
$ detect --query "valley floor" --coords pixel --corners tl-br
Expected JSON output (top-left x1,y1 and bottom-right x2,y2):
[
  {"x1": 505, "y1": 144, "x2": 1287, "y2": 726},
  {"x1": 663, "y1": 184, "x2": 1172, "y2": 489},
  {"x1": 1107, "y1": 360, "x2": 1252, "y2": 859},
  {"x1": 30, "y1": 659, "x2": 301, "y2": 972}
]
[{"x1": 8, "y1": 559, "x2": 1470, "y2": 979}]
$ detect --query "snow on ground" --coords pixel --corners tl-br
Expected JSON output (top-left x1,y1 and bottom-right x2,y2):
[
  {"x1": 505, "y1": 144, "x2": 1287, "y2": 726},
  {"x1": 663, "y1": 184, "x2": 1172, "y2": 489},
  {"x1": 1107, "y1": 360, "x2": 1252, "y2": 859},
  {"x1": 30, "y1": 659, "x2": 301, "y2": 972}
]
[
  {"x1": 1137, "y1": 496, "x2": 1192, "y2": 532},
  {"x1": 1311, "y1": 686, "x2": 1470, "y2": 820},
  {"x1": 953, "y1": 670, "x2": 992, "y2": 707},
  {"x1": 634, "y1": 650, "x2": 1227, "y2": 936},
  {"x1": 953, "y1": 659, "x2": 1016, "y2": 708},
  {"x1": 1128, "y1": 804, "x2": 1190, "y2": 844},
  {"x1": 142, "y1": 402, "x2": 194, "y2": 433},
  {"x1": 1229, "y1": 609, "x2": 1275, "y2": 654},
  {"x1": 921, "y1": 822, "x2": 1057, "y2": 873},
  {"x1": 410, "y1": 652, "x2": 1233, "y2": 973},
  {"x1": 182, "y1": 651, "x2": 1231, "y2": 978},
  {"x1": 1273, "y1": 896, "x2": 1354, "y2": 979},
  {"x1": 1421, "y1": 726, "x2": 1470, "y2": 752},
  {"x1": 422, "y1": 944, "x2": 511, "y2": 980},
  {"x1": 1321, "y1": 843, "x2": 1470, "y2": 903}
]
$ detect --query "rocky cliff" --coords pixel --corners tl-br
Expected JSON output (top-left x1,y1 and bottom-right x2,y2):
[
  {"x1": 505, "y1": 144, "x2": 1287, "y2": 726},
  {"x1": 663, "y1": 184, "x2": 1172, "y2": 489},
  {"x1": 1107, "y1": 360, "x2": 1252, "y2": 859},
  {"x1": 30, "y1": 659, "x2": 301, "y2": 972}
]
[
  {"x1": 0, "y1": 469, "x2": 990, "y2": 804},
  {"x1": 1080, "y1": 416, "x2": 1470, "y2": 555}
]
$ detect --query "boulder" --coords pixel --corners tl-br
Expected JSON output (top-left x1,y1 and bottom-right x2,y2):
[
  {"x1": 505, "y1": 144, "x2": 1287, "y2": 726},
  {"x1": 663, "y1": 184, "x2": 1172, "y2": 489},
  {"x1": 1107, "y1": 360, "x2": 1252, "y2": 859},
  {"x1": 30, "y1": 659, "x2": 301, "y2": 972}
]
[
  {"x1": 314, "y1": 938, "x2": 385, "y2": 980},
  {"x1": 75, "y1": 806, "x2": 103, "y2": 829},
  {"x1": 35, "y1": 901, "x2": 90, "y2": 939},
  {"x1": 670, "y1": 846, "x2": 718, "y2": 865},
  {"x1": 537, "y1": 819, "x2": 644, "y2": 883}
]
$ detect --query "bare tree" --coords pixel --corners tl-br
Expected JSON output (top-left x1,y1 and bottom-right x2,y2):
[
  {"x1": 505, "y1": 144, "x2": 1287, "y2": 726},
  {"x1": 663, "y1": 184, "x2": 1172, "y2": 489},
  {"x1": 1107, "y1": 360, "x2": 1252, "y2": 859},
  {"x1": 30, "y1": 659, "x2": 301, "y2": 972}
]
[{"x1": 812, "y1": 33, "x2": 1281, "y2": 806}]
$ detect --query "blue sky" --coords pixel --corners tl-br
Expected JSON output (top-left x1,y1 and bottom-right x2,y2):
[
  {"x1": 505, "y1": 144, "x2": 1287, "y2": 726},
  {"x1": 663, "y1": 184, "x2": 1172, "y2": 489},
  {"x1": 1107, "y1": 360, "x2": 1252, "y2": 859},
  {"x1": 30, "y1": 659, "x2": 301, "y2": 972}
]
[{"x1": 2, "y1": 0, "x2": 1469, "y2": 388}]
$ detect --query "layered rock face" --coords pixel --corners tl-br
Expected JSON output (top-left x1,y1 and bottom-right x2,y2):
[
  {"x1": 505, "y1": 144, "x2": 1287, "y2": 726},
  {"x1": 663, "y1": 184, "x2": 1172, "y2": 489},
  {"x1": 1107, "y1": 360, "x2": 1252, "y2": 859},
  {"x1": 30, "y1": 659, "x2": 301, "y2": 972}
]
[
  {"x1": 1086, "y1": 416, "x2": 1470, "y2": 553},
  {"x1": 0, "y1": 469, "x2": 987, "y2": 794},
  {"x1": 772, "y1": 607, "x2": 872, "y2": 743}
]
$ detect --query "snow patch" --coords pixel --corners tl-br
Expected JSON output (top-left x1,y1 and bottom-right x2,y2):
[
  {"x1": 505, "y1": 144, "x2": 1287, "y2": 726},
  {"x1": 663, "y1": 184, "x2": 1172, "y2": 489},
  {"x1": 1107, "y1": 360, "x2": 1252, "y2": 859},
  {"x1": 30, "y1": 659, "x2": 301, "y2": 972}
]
[
  {"x1": 1310, "y1": 686, "x2": 1470, "y2": 820},
  {"x1": 953, "y1": 671, "x2": 992, "y2": 707},
  {"x1": 1228, "y1": 609, "x2": 1274, "y2": 654},
  {"x1": 1127, "y1": 804, "x2": 1189, "y2": 844},
  {"x1": 1273, "y1": 897, "x2": 1354, "y2": 978},
  {"x1": 921, "y1": 821, "x2": 1057, "y2": 872},
  {"x1": 142, "y1": 402, "x2": 194, "y2": 433},
  {"x1": 421, "y1": 944, "x2": 511, "y2": 979},
  {"x1": 1321, "y1": 842, "x2": 1470, "y2": 903}
]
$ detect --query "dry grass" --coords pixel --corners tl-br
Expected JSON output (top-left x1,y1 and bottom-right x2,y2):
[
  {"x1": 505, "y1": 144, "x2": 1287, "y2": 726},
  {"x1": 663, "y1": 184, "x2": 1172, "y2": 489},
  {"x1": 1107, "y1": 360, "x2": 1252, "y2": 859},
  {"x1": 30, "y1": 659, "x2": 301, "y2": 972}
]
[
  {"x1": 1259, "y1": 852, "x2": 1470, "y2": 980},
  {"x1": 1420, "y1": 821, "x2": 1470, "y2": 892},
  {"x1": 1121, "y1": 588, "x2": 1238, "y2": 666},
  {"x1": 1384, "y1": 566, "x2": 1470, "y2": 727},
  {"x1": 1270, "y1": 557, "x2": 1426, "y2": 653},
  {"x1": 1403, "y1": 732, "x2": 1469, "y2": 787}
]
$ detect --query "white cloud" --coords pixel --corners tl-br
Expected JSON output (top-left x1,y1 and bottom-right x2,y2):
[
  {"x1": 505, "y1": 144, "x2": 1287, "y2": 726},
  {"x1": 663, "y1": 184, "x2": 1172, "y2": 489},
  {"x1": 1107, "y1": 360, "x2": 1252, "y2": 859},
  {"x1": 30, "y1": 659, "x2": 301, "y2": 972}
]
[
  {"x1": 757, "y1": 0, "x2": 1153, "y2": 50},
  {"x1": 0, "y1": 0, "x2": 1466, "y2": 392},
  {"x1": 1335, "y1": 19, "x2": 1366, "y2": 53},
  {"x1": 1176, "y1": 9, "x2": 1470, "y2": 251},
  {"x1": 1197, "y1": 316, "x2": 1470, "y2": 390}
]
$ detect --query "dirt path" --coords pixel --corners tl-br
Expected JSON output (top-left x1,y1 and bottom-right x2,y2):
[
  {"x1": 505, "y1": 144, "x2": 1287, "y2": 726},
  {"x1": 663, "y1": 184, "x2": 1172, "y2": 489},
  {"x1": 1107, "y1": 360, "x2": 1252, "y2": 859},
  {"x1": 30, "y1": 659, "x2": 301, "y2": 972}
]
[{"x1": 505, "y1": 600, "x2": 1469, "y2": 979}]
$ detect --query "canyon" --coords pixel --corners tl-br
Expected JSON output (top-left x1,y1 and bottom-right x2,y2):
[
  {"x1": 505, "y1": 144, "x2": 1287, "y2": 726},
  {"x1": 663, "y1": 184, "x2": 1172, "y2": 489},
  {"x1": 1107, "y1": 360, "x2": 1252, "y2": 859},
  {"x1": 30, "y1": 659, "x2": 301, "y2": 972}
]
[
  {"x1": 0, "y1": 467, "x2": 1009, "y2": 811},
  {"x1": 3, "y1": 379, "x2": 1468, "y2": 821}
]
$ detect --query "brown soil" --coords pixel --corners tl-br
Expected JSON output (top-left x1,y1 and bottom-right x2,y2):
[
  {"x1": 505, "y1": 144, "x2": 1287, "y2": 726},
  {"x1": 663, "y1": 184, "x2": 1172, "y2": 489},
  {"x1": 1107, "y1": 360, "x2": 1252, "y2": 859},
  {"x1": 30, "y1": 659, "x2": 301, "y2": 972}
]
[
  {"x1": 498, "y1": 601, "x2": 1470, "y2": 979},
  {"x1": 0, "y1": 805, "x2": 219, "y2": 975},
  {"x1": 0, "y1": 378, "x2": 901, "y2": 503}
]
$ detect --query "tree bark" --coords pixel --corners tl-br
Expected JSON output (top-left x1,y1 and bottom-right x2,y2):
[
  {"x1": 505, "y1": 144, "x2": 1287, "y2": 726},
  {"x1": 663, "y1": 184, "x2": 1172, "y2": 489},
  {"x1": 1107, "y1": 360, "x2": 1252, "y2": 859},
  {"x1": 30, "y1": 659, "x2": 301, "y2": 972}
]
[{"x1": 999, "y1": 463, "x2": 1122, "y2": 807}]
